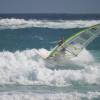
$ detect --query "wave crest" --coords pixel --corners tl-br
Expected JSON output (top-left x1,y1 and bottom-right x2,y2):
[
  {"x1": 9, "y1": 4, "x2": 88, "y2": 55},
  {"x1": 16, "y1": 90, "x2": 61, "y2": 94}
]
[{"x1": 0, "y1": 18, "x2": 100, "y2": 29}]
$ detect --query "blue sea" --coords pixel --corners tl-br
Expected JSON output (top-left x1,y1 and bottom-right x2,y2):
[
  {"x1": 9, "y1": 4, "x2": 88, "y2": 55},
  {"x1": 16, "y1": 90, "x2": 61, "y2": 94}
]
[{"x1": 0, "y1": 14, "x2": 100, "y2": 100}]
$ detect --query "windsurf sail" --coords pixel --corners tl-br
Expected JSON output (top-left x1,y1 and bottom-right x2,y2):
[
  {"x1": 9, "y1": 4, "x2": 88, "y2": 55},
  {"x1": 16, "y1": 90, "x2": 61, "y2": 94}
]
[{"x1": 47, "y1": 24, "x2": 100, "y2": 59}]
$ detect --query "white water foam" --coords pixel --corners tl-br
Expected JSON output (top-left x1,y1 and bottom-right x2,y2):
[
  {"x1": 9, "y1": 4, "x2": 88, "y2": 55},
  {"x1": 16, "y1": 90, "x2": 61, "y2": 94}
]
[
  {"x1": 0, "y1": 48, "x2": 100, "y2": 86},
  {"x1": 0, "y1": 92, "x2": 100, "y2": 100},
  {"x1": 71, "y1": 48, "x2": 94, "y2": 63},
  {"x1": 0, "y1": 18, "x2": 100, "y2": 29}
]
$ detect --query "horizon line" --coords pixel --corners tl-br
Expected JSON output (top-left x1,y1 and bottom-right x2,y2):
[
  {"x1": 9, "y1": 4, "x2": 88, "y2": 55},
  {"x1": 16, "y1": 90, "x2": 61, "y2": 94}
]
[{"x1": 0, "y1": 13, "x2": 100, "y2": 15}]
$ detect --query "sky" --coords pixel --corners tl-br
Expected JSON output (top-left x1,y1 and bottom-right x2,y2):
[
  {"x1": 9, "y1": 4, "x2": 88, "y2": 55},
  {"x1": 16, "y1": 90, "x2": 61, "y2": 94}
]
[{"x1": 0, "y1": 0, "x2": 100, "y2": 14}]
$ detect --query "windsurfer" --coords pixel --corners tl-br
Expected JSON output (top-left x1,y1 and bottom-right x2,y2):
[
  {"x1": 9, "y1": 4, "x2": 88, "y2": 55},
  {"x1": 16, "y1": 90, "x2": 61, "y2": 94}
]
[
  {"x1": 58, "y1": 37, "x2": 64, "y2": 46},
  {"x1": 58, "y1": 37, "x2": 66, "y2": 52}
]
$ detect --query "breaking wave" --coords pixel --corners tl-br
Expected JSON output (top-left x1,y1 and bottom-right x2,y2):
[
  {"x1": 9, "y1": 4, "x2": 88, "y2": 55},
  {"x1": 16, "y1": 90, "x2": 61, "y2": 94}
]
[
  {"x1": 0, "y1": 18, "x2": 100, "y2": 29},
  {"x1": 0, "y1": 48, "x2": 100, "y2": 86}
]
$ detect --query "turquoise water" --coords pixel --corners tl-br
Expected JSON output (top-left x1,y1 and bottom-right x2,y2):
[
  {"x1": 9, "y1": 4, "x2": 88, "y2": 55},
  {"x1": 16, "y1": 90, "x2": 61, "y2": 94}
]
[
  {"x1": 0, "y1": 14, "x2": 100, "y2": 100},
  {"x1": 0, "y1": 28, "x2": 82, "y2": 51}
]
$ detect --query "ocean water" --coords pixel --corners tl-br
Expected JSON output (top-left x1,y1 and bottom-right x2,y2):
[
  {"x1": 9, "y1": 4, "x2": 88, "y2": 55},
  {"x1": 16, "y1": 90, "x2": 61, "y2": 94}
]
[{"x1": 0, "y1": 14, "x2": 100, "y2": 100}]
